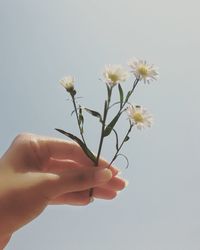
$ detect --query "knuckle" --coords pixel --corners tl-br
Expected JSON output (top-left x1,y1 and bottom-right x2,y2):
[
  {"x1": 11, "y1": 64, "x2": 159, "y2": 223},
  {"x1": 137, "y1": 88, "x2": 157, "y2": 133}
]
[
  {"x1": 29, "y1": 137, "x2": 48, "y2": 169},
  {"x1": 13, "y1": 132, "x2": 33, "y2": 145},
  {"x1": 12, "y1": 133, "x2": 48, "y2": 169}
]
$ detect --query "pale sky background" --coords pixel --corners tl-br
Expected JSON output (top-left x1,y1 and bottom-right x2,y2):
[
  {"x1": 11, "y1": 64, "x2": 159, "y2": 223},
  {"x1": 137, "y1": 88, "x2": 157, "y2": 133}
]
[{"x1": 0, "y1": 0, "x2": 200, "y2": 249}]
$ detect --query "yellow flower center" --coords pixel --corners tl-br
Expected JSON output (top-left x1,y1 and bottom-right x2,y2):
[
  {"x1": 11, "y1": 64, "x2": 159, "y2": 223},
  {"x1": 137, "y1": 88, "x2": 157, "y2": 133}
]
[
  {"x1": 138, "y1": 65, "x2": 148, "y2": 77},
  {"x1": 109, "y1": 73, "x2": 119, "y2": 83},
  {"x1": 133, "y1": 112, "x2": 144, "y2": 123}
]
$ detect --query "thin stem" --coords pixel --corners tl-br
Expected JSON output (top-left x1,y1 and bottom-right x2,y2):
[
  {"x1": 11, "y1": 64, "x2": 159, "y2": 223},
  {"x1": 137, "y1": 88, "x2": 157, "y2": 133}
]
[
  {"x1": 95, "y1": 79, "x2": 139, "y2": 166},
  {"x1": 107, "y1": 78, "x2": 140, "y2": 133},
  {"x1": 71, "y1": 95, "x2": 86, "y2": 145},
  {"x1": 89, "y1": 88, "x2": 113, "y2": 197},
  {"x1": 90, "y1": 79, "x2": 139, "y2": 196},
  {"x1": 109, "y1": 123, "x2": 133, "y2": 167},
  {"x1": 123, "y1": 78, "x2": 139, "y2": 109},
  {"x1": 95, "y1": 86, "x2": 113, "y2": 166}
]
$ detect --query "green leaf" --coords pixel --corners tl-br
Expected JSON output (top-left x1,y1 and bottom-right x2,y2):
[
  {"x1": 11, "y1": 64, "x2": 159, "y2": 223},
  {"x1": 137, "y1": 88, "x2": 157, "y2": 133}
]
[
  {"x1": 84, "y1": 108, "x2": 103, "y2": 123},
  {"x1": 78, "y1": 106, "x2": 84, "y2": 133},
  {"x1": 124, "y1": 135, "x2": 130, "y2": 142},
  {"x1": 108, "y1": 101, "x2": 120, "y2": 110},
  {"x1": 113, "y1": 129, "x2": 119, "y2": 150},
  {"x1": 71, "y1": 110, "x2": 75, "y2": 116},
  {"x1": 118, "y1": 84, "x2": 124, "y2": 108},
  {"x1": 106, "y1": 84, "x2": 112, "y2": 99},
  {"x1": 124, "y1": 90, "x2": 132, "y2": 103},
  {"x1": 55, "y1": 128, "x2": 96, "y2": 163},
  {"x1": 103, "y1": 113, "x2": 121, "y2": 137}
]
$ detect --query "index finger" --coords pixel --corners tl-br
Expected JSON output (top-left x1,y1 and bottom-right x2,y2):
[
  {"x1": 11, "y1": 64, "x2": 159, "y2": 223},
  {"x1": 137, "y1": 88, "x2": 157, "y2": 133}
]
[{"x1": 35, "y1": 136, "x2": 113, "y2": 169}]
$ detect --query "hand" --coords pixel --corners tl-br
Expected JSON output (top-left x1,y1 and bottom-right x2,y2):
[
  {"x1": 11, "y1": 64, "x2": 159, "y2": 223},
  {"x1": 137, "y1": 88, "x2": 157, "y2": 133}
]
[{"x1": 0, "y1": 133, "x2": 126, "y2": 248}]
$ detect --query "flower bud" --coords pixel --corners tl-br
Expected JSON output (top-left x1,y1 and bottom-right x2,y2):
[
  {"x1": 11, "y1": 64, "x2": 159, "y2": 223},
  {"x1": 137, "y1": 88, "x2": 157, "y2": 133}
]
[{"x1": 59, "y1": 76, "x2": 76, "y2": 95}]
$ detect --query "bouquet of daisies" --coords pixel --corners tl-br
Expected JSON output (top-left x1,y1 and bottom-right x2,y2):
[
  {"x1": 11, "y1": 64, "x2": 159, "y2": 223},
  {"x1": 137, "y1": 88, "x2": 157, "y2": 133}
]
[{"x1": 56, "y1": 59, "x2": 158, "y2": 168}]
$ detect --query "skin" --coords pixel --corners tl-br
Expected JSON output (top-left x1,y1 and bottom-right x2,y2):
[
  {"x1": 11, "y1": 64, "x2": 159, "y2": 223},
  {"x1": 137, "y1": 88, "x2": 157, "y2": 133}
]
[{"x1": 0, "y1": 133, "x2": 126, "y2": 249}]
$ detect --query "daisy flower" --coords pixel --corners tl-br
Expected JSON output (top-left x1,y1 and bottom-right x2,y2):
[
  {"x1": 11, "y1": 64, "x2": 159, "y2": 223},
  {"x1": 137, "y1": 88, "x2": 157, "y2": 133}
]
[
  {"x1": 127, "y1": 105, "x2": 153, "y2": 129},
  {"x1": 103, "y1": 64, "x2": 129, "y2": 86},
  {"x1": 59, "y1": 76, "x2": 75, "y2": 92},
  {"x1": 128, "y1": 59, "x2": 158, "y2": 83}
]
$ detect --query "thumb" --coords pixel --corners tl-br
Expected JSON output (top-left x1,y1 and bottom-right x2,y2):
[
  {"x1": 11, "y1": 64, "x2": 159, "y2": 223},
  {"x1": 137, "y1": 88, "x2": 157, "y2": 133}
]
[{"x1": 41, "y1": 167, "x2": 112, "y2": 199}]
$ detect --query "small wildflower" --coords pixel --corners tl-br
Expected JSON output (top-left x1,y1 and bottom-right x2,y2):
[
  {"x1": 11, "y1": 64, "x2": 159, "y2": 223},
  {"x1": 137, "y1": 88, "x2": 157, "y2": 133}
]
[
  {"x1": 127, "y1": 105, "x2": 153, "y2": 129},
  {"x1": 128, "y1": 59, "x2": 158, "y2": 83},
  {"x1": 59, "y1": 76, "x2": 75, "y2": 93},
  {"x1": 103, "y1": 64, "x2": 129, "y2": 86}
]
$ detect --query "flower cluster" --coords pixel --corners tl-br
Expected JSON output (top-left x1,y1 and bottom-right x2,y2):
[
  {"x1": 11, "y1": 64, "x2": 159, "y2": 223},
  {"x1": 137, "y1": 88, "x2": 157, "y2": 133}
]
[{"x1": 57, "y1": 58, "x2": 158, "y2": 167}]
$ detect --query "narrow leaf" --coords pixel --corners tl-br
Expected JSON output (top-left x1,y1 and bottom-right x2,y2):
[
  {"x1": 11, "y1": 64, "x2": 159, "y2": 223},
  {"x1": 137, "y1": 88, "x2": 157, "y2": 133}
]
[
  {"x1": 113, "y1": 129, "x2": 119, "y2": 150},
  {"x1": 103, "y1": 113, "x2": 121, "y2": 137},
  {"x1": 106, "y1": 84, "x2": 112, "y2": 99},
  {"x1": 84, "y1": 108, "x2": 103, "y2": 123},
  {"x1": 108, "y1": 101, "x2": 121, "y2": 110},
  {"x1": 118, "y1": 84, "x2": 124, "y2": 108},
  {"x1": 124, "y1": 90, "x2": 132, "y2": 103},
  {"x1": 55, "y1": 128, "x2": 96, "y2": 163},
  {"x1": 78, "y1": 106, "x2": 84, "y2": 133},
  {"x1": 124, "y1": 135, "x2": 130, "y2": 142},
  {"x1": 71, "y1": 110, "x2": 75, "y2": 116}
]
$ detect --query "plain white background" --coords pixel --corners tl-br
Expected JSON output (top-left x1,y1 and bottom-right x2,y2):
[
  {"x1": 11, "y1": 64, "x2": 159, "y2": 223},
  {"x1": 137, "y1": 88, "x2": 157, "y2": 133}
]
[{"x1": 0, "y1": 0, "x2": 200, "y2": 249}]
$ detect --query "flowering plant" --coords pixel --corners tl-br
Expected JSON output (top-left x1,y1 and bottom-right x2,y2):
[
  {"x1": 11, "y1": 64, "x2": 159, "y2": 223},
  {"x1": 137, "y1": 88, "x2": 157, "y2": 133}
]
[{"x1": 56, "y1": 59, "x2": 158, "y2": 168}]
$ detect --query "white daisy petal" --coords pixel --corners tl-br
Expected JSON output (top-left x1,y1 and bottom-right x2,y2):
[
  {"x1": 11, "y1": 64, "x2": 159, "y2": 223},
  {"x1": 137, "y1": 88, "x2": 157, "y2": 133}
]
[
  {"x1": 128, "y1": 58, "x2": 158, "y2": 83},
  {"x1": 59, "y1": 76, "x2": 75, "y2": 92},
  {"x1": 127, "y1": 105, "x2": 153, "y2": 129},
  {"x1": 103, "y1": 64, "x2": 129, "y2": 86}
]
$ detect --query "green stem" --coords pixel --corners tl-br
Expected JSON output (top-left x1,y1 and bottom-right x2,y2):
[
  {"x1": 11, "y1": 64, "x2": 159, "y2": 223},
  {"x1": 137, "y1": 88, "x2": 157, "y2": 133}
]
[
  {"x1": 109, "y1": 124, "x2": 133, "y2": 167},
  {"x1": 95, "y1": 79, "x2": 139, "y2": 166},
  {"x1": 95, "y1": 86, "x2": 113, "y2": 166},
  {"x1": 122, "y1": 78, "x2": 139, "y2": 109},
  {"x1": 71, "y1": 95, "x2": 87, "y2": 145},
  {"x1": 107, "y1": 78, "x2": 140, "y2": 133},
  {"x1": 90, "y1": 79, "x2": 139, "y2": 196}
]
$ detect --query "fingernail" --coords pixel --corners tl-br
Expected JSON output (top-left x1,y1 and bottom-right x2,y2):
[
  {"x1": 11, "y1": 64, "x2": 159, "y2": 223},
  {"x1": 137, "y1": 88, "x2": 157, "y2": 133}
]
[
  {"x1": 124, "y1": 180, "x2": 129, "y2": 187},
  {"x1": 117, "y1": 170, "x2": 122, "y2": 176},
  {"x1": 94, "y1": 169, "x2": 112, "y2": 183}
]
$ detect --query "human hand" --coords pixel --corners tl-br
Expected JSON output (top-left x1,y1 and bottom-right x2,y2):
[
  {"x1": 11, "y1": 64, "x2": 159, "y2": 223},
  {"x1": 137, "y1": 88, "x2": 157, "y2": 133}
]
[{"x1": 0, "y1": 133, "x2": 126, "y2": 248}]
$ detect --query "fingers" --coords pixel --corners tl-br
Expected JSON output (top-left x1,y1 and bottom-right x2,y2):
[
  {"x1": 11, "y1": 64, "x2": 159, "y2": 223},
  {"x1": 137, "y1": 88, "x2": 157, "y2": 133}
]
[
  {"x1": 48, "y1": 176, "x2": 127, "y2": 206},
  {"x1": 43, "y1": 158, "x2": 81, "y2": 173},
  {"x1": 93, "y1": 187, "x2": 117, "y2": 200},
  {"x1": 42, "y1": 167, "x2": 113, "y2": 198},
  {"x1": 45, "y1": 158, "x2": 119, "y2": 177},
  {"x1": 100, "y1": 176, "x2": 127, "y2": 191},
  {"x1": 28, "y1": 135, "x2": 100, "y2": 166},
  {"x1": 49, "y1": 188, "x2": 117, "y2": 206},
  {"x1": 2, "y1": 133, "x2": 96, "y2": 168},
  {"x1": 49, "y1": 191, "x2": 91, "y2": 205},
  {"x1": 29, "y1": 134, "x2": 118, "y2": 170},
  {"x1": 37, "y1": 137, "x2": 95, "y2": 165},
  {"x1": 4, "y1": 133, "x2": 120, "y2": 175}
]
